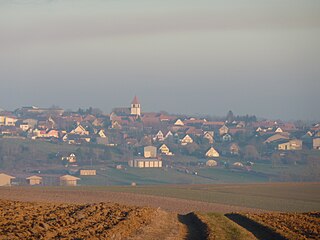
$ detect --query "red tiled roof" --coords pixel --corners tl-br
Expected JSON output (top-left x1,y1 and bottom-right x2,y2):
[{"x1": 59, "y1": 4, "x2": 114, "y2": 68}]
[
  {"x1": 132, "y1": 96, "x2": 139, "y2": 105},
  {"x1": 203, "y1": 121, "x2": 225, "y2": 126}
]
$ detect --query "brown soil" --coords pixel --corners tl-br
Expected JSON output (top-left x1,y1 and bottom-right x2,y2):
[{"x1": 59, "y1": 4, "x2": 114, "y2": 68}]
[
  {"x1": 0, "y1": 200, "x2": 156, "y2": 240},
  {"x1": 0, "y1": 199, "x2": 203, "y2": 240},
  {"x1": 0, "y1": 187, "x2": 263, "y2": 214},
  {"x1": 240, "y1": 212, "x2": 320, "y2": 240}
]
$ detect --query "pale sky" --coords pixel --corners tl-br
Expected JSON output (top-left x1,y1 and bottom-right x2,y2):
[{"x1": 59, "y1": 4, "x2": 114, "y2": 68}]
[{"x1": 0, "y1": 0, "x2": 320, "y2": 120}]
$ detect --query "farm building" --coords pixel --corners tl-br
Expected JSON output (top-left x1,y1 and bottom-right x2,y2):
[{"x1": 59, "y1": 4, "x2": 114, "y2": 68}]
[
  {"x1": 205, "y1": 147, "x2": 220, "y2": 158},
  {"x1": 206, "y1": 160, "x2": 218, "y2": 167},
  {"x1": 26, "y1": 175, "x2": 42, "y2": 185},
  {"x1": 60, "y1": 175, "x2": 80, "y2": 186},
  {"x1": 79, "y1": 170, "x2": 96, "y2": 176},
  {"x1": 144, "y1": 146, "x2": 157, "y2": 158},
  {"x1": 128, "y1": 158, "x2": 162, "y2": 168},
  {"x1": 313, "y1": 138, "x2": 320, "y2": 150},
  {"x1": 278, "y1": 139, "x2": 302, "y2": 150},
  {"x1": 0, "y1": 173, "x2": 15, "y2": 186}
]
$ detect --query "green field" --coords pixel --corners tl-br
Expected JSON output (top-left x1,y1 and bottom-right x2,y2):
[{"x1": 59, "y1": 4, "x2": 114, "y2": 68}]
[
  {"x1": 80, "y1": 166, "x2": 271, "y2": 186},
  {"x1": 96, "y1": 182, "x2": 320, "y2": 212}
]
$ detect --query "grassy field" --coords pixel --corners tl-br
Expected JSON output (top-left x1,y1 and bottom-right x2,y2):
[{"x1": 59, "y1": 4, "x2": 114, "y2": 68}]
[
  {"x1": 80, "y1": 166, "x2": 272, "y2": 186},
  {"x1": 99, "y1": 182, "x2": 320, "y2": 212},
  {"x1": 197, "y1": 212, "x2": 256, "y2": 240}
]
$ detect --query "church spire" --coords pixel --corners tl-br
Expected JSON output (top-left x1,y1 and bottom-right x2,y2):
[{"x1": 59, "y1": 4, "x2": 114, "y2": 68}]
[
  {"x1": 130, "y1": 96, "x2": 141, "y2": 116},
  {"x1": 131, "y1": 95, "x2": 139, "y2": 105}
]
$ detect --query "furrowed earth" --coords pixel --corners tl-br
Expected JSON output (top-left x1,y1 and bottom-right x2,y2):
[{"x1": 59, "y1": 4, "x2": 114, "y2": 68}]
[{"x1": 0, "y1": 186, "x2": 319, "y2": 239}]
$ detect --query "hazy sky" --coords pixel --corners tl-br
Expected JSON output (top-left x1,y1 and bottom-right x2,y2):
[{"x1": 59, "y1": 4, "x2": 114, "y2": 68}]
[{"x1": 1, "y1": 0, "x2": 320, "y2": 120}]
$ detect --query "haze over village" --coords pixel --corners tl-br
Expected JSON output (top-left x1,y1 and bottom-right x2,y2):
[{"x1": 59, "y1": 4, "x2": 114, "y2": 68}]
[{"x1": 0, "y1": 96, "x2": 319, "y2": 187}]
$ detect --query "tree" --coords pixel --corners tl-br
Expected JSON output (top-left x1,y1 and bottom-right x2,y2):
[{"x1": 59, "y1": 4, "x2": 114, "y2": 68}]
[
  {"x1": 226, "y1": 110, "x2": 234, "y2": 123},
  {"x1": 271, "y1": 152, "x2": 281, "y2": 168},
  {"x1": 244, "y1": 145, "x2": 259, "y2": 161},
  {"x1": 184, "y1": 143, "x2": 200, "y2": 155}
]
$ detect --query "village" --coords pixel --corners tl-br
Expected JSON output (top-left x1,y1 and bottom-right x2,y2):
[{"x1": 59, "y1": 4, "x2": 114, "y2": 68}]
[{"x1": 0, "y1": 96, "x2": 320, "y2": 186}]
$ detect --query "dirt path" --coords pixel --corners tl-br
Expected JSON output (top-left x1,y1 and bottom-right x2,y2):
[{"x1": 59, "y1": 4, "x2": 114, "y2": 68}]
[{"x1": 128, "y1": 210, "x2": 187, "y2": 240}]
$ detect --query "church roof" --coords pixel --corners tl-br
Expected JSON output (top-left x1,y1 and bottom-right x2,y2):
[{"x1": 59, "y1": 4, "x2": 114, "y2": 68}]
[{"x1": 132, "y1": 96, "x2": 139, "y2": 105}]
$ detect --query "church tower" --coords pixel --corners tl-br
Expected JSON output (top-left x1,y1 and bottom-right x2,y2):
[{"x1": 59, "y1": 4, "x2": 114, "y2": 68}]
[{"x1": 130, "y1": 96, "x2": 141, "y2": 116}]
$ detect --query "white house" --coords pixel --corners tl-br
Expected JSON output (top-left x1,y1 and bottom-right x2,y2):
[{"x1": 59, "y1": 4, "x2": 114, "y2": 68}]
[{"x1": 205, "y1": 147, "x2": 220, "y2": 158}]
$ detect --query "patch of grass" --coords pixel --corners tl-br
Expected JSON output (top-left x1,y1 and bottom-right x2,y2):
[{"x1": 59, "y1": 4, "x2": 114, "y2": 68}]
[{"x1": 197, "y1": 212, "x2": 256, "y2": 240}]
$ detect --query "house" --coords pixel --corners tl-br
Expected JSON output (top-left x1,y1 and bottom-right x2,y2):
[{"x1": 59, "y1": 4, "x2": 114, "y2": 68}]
[
  {"x1": 46, "y1": 129, "x2": 60, "y2": 138},
  {"x1": 280, "y1": 123, "x2": 297, "y2": 132},
  {"x1": 278, "y1": 139, "x2": 302, "y2": 151},
  {"x1": 0, "y1": 173, "x2": 15, "y2": 186},
  {"x1": 203, "y1": 131, "x2": 214, "y2": 144},
  {"x1": 230, "y1": 143, "x2": 240, "y2": 155},
  {"x1": 181, "y1": 134, "x2": 193, "y2": 145},
  {"x1": 153, "y1": 130, "x2": 164, "y2": 142},
  {"x1": 18, "y1": 122, "x2": 30, "y2": 132},
  {"x1": 205, "y1": 147, "x2": 220, "y2": 158},
  {"x1": 62, "y1": 153, "x2": 77, "y2": 163},
  {"x1": 92, "y1": 118, "x2": 105, "y2": 127},
  {"x1": 60, "y1": 175, "x2": 80, "y2": 186},
  {"x1": 26, "y1": 175, "x2": 42, "y2": 185},
  {"x1": 79, "y1": 170, "x2": 96, "y2": 176},
  {"x1": 174, "y1": 119, "x2": 184, "y2": 126},
  {"x1": 128, "y1": 158, "x2": 162, "y2": 168},
  {"x1": 97, "y1": 129, "x2": 107, "y2": 138},
  {"x1": 275, "y1": 127, "x2": 283, "y2": 133},
  {"x1": 206, "y1": 160, "x2": 218, "y2": 167},
  {"x1": 144, "y1": 146, "x2": 157, "y2": 158},
  {"x1": 313, "y1": 138, "x2": 320, "y2": 150},
  {"x1": 0, "y1": 115, "x2": 18, "y2": 126},
  {"x1": 222, "y1": 133, "x2": 232, "y2": 142},
  {"x1": 219, "y1": 125, "x2": 229, "y2": 136},
  {"x1": 264, "y1": 133, "x2": 290, "y2": 143},
  {"x1": 111, "y1": 120, "x2": 122, "y2": 129},
  {"x1": 164, "y1": 130, "x2": 173, "y2": 140},
  {"x1": 70, "y1": 124, "x2": 89, "y2": 135},
  {"x1": 159, "y1": 144, "x2": 173, "y2": 155},
  {"x1": 236, "y1": 121, "x2": 246, "y2": 128}
]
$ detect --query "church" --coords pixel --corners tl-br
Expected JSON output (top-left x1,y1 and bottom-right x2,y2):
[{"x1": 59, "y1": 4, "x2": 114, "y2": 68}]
[
  {"x1": 130, "y1": 96, "x2": 141, "y2": 116},
  {"x1": 112, "y1": 96, "x2": 141, "y2": 117}
]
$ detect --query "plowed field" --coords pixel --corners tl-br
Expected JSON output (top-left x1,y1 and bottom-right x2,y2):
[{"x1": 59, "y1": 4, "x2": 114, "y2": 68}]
[
  {"x1": 0, "y1": 200, "x2": 156, "y2": 240},
  {"x1": 237, "y1": 212, "x2": 320, "y2": 240}
]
